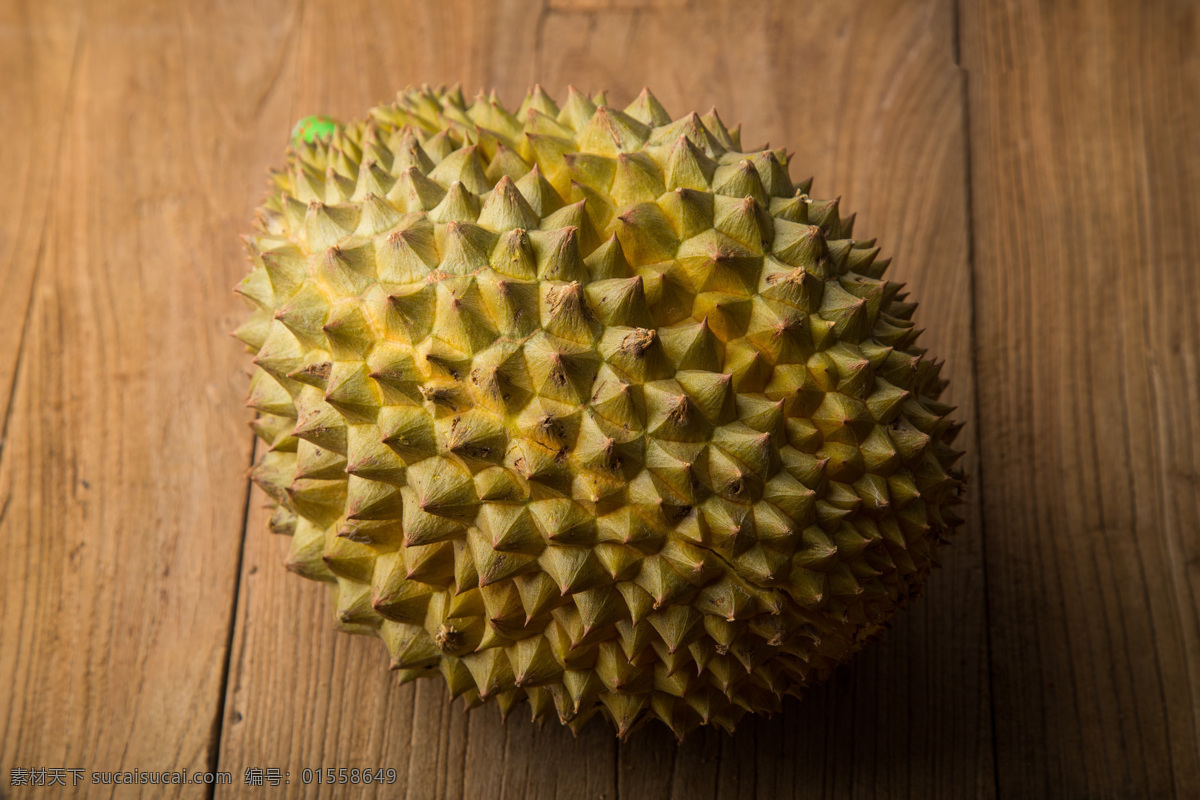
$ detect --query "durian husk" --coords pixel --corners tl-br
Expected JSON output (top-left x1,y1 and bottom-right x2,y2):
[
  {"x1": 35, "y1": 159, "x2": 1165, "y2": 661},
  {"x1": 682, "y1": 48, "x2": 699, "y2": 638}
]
[{"x1": 236, "y1": 85, "x2": 965, "y2": 740}]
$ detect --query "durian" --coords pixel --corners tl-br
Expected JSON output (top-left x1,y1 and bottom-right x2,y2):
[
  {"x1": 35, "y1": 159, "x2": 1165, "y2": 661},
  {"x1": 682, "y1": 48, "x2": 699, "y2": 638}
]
[{"x1": 235, "y1": 85, "x2": 964, "y2": 740}]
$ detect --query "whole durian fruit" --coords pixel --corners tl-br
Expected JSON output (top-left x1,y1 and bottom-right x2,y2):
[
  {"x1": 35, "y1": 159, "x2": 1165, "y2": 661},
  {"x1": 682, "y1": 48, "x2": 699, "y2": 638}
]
[{"x1": 235, "y1": 85, "x2": 964, "y2": 740}]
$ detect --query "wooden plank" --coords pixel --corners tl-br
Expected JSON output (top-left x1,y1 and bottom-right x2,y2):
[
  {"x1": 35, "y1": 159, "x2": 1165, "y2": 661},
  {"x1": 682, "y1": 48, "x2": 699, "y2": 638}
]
[
  {"x1": 960, "y1": 0, "x2": 1200, "y2": 797},
  {"x1": 218, "y1": 1, "x2": 992, "y2": 799},
  {"x1": 0, "y1": 0, "x2": 298, "y2": 795},
  {"x1": 0, "y1": 0, "x2": 82, "y2": 435}
]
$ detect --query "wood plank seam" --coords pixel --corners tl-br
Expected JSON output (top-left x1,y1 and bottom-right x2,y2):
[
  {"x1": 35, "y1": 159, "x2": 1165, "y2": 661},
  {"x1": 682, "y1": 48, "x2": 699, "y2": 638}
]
[
  {"x1": 958, "y1": 2, "x2": 1200, "y2": 795},
  {"x1": 206, "y1": 436, "x2": 260, "y2": 800},
  {"x1": 205, "y1": 0, "x2": 310, "y2": 788},
  {"x1": 952, "y1": 1, "x2": 1003, "y2": 797}
]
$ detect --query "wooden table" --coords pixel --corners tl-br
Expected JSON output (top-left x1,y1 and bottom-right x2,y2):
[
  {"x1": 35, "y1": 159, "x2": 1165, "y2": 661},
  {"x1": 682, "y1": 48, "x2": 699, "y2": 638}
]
[{"x1": 2, "y1": 0, "x2": 1196, "y2": 797}]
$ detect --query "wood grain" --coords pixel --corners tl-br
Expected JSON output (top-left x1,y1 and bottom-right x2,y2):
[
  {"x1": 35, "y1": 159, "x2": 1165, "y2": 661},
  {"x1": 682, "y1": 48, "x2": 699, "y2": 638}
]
[
  {"x1": 7, "y1": 0, "x2": 1197, "y2": 797},
  {"x1": 0, "y1": 0, "x2": 82, "y2": 434},
  {"x1": 960, "y1": 0, "x2": 1200, "y2": 797},
  {"x1": 0, "y1": 0, "x2": 297, "y2": 796}
]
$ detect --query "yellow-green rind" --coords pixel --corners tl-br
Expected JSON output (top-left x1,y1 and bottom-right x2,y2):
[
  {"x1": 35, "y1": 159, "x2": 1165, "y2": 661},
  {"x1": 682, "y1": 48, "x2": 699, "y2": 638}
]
[{"x1": 236, "y1": 85, "x2": 965, "y2": 740}]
